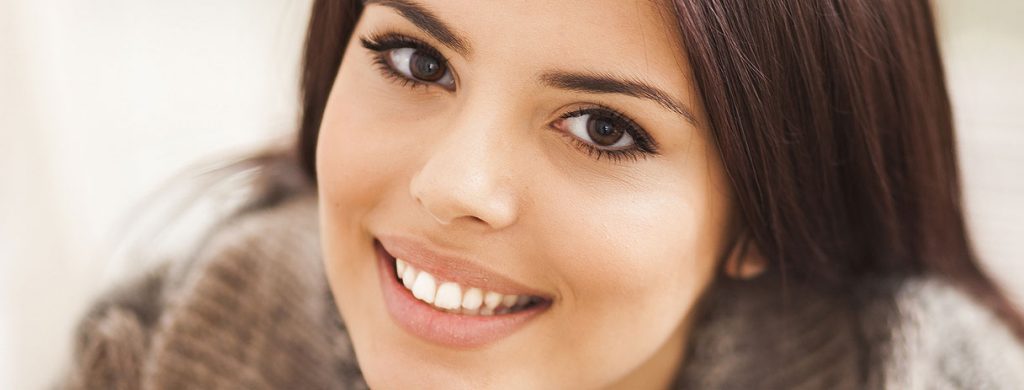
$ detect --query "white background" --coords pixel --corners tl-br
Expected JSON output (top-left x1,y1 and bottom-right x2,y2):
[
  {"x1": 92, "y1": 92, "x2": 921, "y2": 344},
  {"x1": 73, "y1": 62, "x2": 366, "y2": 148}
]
[{"x1": 1, "y1": 1, "x2": 1022, "y2": 388}]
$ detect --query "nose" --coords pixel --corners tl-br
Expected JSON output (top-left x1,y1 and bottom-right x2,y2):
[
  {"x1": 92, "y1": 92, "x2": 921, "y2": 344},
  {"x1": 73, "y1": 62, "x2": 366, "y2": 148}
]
[{"x1": 408, "y1": 107, "x2": 521, "y2": 230}]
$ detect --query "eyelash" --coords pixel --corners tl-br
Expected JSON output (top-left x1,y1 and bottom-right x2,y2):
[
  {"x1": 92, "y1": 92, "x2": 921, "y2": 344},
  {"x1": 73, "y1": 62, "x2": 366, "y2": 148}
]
[
  {"x1": 360, "y1": 32, "x2": 452, "y2": 90},
  {"x1": 357, "y1": 31, "x2": 659, "y2": 163}
]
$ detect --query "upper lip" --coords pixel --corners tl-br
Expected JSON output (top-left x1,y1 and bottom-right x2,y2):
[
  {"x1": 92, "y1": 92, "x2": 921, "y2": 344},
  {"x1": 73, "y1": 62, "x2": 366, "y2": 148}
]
[{"x1": 376, "y1": 234, "x2": 551, "y2": 299}]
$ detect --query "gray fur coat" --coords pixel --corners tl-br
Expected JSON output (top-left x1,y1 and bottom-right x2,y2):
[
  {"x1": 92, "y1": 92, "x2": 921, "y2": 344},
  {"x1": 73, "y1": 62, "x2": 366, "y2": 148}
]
[{"x1": 61, "y1": 157, "x2": 1024, "y2": 389}]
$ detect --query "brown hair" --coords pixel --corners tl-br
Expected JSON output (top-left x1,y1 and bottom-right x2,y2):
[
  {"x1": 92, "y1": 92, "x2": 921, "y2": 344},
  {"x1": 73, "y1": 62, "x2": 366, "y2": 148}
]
[{"x1": 295, "y1": 0, "x2": 1024, "y2": 338}]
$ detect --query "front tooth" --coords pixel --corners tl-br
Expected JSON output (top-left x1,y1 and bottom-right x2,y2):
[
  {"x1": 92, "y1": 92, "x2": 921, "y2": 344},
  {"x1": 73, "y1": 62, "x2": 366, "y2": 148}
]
[
  {"x1": 462, "y1": 288, "x2": 483, "y2": 311},
  {"x1": 401, "y1": 266, "x2": 417, "y2": 290},
  {"x1": 396, "y1": 258, "x2": 407, "y2": 275},
  {"x1": 501, "y1": 294, "x2": 518, "y2": 308},
  {"x1": 411, "y1": 272, "x2": 437, "y2": 303},
  {"x1": 483, "y1": 291, "x2": 503, "y2": 310},
  {"x1": 434, "y1": 282, "x2": 463, "y2": 310}
]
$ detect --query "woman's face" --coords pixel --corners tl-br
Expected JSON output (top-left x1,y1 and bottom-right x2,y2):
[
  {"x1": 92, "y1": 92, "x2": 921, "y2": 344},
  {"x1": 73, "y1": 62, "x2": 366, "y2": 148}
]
[{"x1": 317, "y1": 0, "x2": 732, "y2": 388}]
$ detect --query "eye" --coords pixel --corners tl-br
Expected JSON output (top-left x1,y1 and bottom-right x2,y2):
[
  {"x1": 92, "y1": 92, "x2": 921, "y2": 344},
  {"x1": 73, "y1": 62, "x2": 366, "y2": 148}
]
[
  {"x1": 384, "y1": 48, "x2": 455, "y2": 87},
  {"x1": 552, "y1": 108, "x2": 658, "y2": 163},
  {"x1": 560, "y1": 110, "x2": 636, "y2": 149},
  {"x1": 360, "y1": 33, "x2": 456, "y2": 90},
  {"x1": 551, "y1": 107, "x2": 659, "y2": 162}
]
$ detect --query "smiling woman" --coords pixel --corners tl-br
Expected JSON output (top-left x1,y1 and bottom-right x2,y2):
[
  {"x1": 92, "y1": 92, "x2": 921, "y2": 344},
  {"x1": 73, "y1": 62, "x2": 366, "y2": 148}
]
[
  {"x1": 316, "y1": 1, "x2": 727, "y2": 388},
  {"x1": 62, "y1": 0, "x2": 1024, "y2": 389}
]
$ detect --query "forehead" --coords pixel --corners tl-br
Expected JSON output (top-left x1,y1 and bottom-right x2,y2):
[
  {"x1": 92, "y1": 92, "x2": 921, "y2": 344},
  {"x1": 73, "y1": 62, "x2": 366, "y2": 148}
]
[{"x1": 362, "y1": 0, "x2": 692, "y2": 93}]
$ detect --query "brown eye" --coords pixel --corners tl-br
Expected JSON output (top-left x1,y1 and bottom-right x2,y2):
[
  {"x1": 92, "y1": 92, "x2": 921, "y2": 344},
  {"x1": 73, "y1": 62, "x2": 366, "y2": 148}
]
[
  {"x1": 410, "y1": 52, "x2": 445, "y2": 81},
  {"x1": 587, "y1": 116, "x2": 625, "y2": 147},
  {"x1": 557, "y1": 111, "x2": 635, "y2": 150},
  {"x1": 385, "y1": 47, "x2": 455, "y2": 88},
  {"x1": 552, "y1": 106, "x2": 660, "y2": 162}
]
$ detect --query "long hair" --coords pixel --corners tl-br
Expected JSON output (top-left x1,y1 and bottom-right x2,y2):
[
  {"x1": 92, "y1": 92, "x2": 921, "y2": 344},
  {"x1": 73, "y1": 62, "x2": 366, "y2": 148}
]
[{"x1": 295, "y1": 0, "x2": 1024, "y2": 338}]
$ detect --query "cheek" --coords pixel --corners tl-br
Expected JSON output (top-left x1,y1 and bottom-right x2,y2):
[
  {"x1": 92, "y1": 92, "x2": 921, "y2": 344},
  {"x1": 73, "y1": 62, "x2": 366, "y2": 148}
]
[
  {"x1": 549, "y1": 144, "x2": 730, "y2": 314},
  {"x1": 316, "y1": 48, "x2": 452, "y2": 212},
  {"x1": 532, "y1": 159, "x2": 729, "y2": 372},
  {"x1": 557, "y1": 186, "x2": 721, "y2": 315},
  {"x1": 316, "y1": 60, "x2": 420, "y2": 214},
  {"x1": 317, "y1": 111, "x2": 374, "y2": 210},
  {"x1": 315, "y1": 52, "x2": 415, "y2": 310},
  {"x1": 318, "y1": 80, "x2": 385, "y2": 206}
]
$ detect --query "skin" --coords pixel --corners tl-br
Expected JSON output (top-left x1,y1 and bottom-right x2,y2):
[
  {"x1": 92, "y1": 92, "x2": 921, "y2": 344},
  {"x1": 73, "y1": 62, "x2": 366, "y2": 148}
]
[{"x1": 317, "y1": 0, "x2": 763, "y2": 388}]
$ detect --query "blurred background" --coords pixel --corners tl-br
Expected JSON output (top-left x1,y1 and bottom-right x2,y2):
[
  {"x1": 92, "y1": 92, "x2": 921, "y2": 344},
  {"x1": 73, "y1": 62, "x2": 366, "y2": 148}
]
[{"x1": 1, "y1": 0, "x2": 1021, "y2": 388}]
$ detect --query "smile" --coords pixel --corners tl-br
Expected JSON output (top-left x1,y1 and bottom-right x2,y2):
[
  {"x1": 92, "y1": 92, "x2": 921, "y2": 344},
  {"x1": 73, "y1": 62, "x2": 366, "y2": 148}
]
[
  {"x1": 374, "y1": 235, "x2": 551, "y2": 348},
  {"x1": 396, "y1": 257, "x2": 544, "y2": 316}
]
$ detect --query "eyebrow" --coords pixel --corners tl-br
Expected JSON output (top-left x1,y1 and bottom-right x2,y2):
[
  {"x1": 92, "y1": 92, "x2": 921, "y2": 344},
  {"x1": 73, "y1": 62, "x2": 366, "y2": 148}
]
[
  {"x1": 364, "y1": 0, "x2": 696, "y2": 124},
  {"x1": 363, "y1": 0, "x2": 471, "y2": 56},
  {"x1": 541, "y1": 71, "x2": 698, "y2": 124}
]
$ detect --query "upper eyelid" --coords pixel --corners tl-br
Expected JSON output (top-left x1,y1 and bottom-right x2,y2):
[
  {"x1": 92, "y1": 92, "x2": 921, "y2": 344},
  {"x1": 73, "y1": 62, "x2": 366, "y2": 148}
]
[{"x1": 361, "y1": 32, "x2": 452, "y2": 63}]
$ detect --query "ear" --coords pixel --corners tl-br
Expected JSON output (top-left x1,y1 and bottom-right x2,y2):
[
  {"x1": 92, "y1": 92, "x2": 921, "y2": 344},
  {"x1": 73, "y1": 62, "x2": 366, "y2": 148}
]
[{"x1": 723, "y1": 235, "x2": 768, "y2": 280}]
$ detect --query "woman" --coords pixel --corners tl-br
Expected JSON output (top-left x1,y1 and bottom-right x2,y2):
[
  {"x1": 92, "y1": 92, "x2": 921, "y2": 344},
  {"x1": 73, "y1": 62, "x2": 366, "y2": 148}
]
[{"x1": 64, "y1": 0, "x2": 1024, "y2": 388}]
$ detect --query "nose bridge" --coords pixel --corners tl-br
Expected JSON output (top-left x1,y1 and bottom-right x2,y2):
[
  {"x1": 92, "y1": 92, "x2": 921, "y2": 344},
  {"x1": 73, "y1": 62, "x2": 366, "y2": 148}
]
[{"x1": 409, "y1": 96, "x2": 521, "y2": 229}]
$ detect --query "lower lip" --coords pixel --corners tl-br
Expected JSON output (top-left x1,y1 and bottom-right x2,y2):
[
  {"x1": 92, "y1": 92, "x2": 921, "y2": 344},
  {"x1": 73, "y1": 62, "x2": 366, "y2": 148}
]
[{"x1": 375, "y1": 239, "x2": 548, "y2": 349}]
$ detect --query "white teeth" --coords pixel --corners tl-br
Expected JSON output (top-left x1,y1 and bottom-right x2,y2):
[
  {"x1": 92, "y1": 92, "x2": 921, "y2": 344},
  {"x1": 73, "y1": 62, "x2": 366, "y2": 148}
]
[
  {"x1": 434, "y1": 282, "x2": 463, "y2": 310},
  {"x1": 483, "y1": 291, "x2": 503, "y2": 310},
  {"x1": 462, "y1": 288, "x2": 483, "y2": 312},
  {"x1": 394, "y1": 258, "x2": 539, "y2": 316},
  {"x1": 501, "y1": 294, "x2": 518, "y2": 308},
  {"x1": 411, "y1": 272, "x2": 437, "y2": 303},
  {"x1": 401, "y1": 266, "x2": 417, "y2": 290},
  {"x1": 396, "y1": 258, "x2": 407, "y2": 276}
]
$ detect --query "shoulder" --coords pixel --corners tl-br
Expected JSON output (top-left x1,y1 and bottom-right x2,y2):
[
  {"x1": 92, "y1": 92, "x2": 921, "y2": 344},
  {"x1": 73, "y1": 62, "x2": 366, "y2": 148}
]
[
  {"x1": 875, "y1": 276, "x2": 1024, "y2": 389},
  {"x1": 64, "y1": 153, "x2": 366, "y2": 389}
]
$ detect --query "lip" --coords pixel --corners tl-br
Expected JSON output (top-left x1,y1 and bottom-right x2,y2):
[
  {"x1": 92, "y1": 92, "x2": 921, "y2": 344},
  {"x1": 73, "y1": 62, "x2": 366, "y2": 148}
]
[
  {"x1": 374, "y1": 237, "x2": 551, "y2": 349},
  {"x1": 376, "y1": 235, "x2": 551, "y2": 298}
]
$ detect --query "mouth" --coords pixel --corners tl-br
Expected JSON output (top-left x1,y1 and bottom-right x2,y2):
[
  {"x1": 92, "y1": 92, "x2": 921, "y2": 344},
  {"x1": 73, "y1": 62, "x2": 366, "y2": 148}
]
[
  {"x1": 374, "y1": 236, "x2": 552, "y2": 348},
  {"x1": 395, "y1": 255, "x2": 548, "y2": 314}
]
